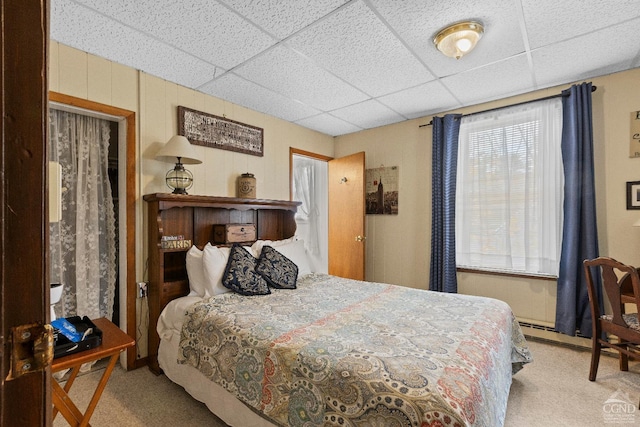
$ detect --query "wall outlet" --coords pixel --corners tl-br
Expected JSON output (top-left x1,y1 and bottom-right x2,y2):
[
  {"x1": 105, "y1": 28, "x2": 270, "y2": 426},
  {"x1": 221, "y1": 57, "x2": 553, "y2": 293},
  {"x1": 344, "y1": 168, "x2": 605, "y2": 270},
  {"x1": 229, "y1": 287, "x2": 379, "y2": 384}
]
[{"x1": 137, "y1": 282, "x2": 148, "y2": 298}]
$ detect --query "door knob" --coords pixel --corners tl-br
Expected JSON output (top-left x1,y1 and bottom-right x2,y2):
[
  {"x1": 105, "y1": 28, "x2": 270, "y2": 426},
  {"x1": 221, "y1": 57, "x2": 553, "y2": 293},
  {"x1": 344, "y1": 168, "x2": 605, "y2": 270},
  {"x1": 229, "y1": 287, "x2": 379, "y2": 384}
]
[{"x1": 355, "y1": 235, "x2": 366, "y2": 242}]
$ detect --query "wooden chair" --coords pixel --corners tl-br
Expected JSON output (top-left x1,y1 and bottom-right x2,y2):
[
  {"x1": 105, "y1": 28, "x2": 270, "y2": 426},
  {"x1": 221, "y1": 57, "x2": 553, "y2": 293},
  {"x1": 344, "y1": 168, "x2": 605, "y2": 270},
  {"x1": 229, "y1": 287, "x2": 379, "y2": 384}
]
[
  {"x1": 584, "y1": 257, "x2": 640, "y2": 381},
  {"x1": 620, "y1": 267, "x2": 640, "y2": 305}
]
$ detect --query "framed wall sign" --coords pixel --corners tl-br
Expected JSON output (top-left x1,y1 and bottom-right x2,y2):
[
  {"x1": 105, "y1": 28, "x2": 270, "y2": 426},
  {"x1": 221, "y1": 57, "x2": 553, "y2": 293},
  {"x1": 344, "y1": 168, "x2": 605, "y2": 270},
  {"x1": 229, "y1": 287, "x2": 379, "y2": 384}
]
[
  {"x1": 178, "y1": 106, "x2": 264, "y2": 157},
  {"x1": 627, "y1": 180, "x2": 640, "y2": 210}
]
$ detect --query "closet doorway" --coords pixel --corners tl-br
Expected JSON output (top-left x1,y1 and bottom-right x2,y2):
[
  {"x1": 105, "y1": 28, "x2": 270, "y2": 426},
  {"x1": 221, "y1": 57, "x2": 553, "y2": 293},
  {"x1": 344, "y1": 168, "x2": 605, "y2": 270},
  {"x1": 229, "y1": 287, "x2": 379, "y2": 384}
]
[
  {"x1": 49, "y1": 106, "x2": 119, "y2": 324},
  {"x1": 290, "y1": 148, "x2": 331, "y2": 273},
  {"x1": 49, "y1": 92, "x2": 138, "y2": 369}
]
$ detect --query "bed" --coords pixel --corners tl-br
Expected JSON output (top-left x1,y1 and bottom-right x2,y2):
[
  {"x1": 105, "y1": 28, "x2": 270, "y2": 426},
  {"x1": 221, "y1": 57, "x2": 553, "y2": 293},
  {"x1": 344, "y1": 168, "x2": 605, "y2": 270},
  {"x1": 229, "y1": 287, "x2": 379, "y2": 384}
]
[{"x1": 145, "y1": 194, "x2": 532, "y2": 427}]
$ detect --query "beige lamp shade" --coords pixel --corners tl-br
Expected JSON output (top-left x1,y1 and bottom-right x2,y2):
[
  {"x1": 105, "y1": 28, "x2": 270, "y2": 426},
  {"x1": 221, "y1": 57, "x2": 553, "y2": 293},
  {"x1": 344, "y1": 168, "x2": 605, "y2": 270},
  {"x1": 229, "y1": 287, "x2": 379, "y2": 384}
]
[
  {"x1": 156, "y1": 135, "x2": 202, "y2": 165},
  {"x1": 634, "y1": 218, "x2": 640, "y2": 227}
]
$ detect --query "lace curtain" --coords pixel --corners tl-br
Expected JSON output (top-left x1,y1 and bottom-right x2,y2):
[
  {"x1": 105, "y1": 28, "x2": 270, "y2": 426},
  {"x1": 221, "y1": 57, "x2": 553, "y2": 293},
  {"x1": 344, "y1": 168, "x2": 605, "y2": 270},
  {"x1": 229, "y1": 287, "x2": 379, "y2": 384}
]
[{"x1": 49, "y1": 109, "x2": 117, "y2": 320}]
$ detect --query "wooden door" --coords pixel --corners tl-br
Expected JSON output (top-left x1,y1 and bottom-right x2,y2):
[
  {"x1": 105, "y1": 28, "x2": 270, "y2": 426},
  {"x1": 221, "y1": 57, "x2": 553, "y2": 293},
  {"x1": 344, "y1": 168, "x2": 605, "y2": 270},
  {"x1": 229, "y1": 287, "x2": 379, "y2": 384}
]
[
  {"x1": 328, "y1": 152, "x2": 365, "y2": 280},
  {"x1": 1, "y1": 0, "x2": 50, "y2": 425}
]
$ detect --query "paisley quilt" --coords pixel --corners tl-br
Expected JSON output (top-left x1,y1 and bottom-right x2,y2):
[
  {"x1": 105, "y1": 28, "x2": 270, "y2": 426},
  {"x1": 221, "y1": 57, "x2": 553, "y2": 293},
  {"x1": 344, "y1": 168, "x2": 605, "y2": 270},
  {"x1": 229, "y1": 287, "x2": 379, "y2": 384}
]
[{"x1": 178, "y1": 273, "x2": 532, "y2": 427}]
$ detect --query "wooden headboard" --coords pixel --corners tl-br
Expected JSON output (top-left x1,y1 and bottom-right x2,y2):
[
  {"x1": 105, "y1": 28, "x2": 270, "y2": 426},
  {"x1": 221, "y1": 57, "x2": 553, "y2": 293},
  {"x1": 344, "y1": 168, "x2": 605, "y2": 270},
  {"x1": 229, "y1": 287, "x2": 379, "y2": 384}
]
[{"x1": 143, "y1": 193, "x2": 300, "y2": 373}]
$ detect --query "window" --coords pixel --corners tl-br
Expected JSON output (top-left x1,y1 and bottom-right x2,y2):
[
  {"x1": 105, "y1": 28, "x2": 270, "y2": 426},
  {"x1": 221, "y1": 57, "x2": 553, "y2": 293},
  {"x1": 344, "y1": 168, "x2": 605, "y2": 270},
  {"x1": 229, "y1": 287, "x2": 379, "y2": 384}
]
[{"x1": 455, "y1": 98, "x2": 563, "y2": 276}]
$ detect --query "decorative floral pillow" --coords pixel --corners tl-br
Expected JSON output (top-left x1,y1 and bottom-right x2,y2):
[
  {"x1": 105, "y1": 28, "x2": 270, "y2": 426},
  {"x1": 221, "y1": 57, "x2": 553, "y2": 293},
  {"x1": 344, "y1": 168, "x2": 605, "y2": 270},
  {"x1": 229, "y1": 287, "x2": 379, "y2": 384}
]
[
  {"x1": 222, "y1": 244, "x2": 270, "y2": 296},
  {"x1": 256, "y1": 245, "x2": 298, "y2": 289}
]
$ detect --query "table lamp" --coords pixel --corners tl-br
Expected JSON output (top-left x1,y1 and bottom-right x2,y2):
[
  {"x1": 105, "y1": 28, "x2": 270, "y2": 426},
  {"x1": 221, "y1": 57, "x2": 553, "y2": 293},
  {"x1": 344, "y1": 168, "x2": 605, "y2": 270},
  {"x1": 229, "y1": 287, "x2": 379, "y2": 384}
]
[{"x1": 155, "y1": 135, "x2": 202, "y2": 194}]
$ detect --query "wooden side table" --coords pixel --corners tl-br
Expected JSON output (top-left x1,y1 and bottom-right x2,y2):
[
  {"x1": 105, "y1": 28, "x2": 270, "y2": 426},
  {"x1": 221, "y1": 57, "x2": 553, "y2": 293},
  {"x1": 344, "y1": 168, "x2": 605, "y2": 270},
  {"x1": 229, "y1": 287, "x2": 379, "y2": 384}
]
[{"x1": 52, "y1": 317, "x2": 135, "y2": 427}]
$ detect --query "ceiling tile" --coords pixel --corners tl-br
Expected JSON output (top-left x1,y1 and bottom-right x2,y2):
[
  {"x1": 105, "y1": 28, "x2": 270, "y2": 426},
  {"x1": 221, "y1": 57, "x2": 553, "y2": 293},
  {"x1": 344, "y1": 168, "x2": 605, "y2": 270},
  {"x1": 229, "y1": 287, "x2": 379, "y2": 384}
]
[
  {"x1": 233, "y1": 45, "x2": 369, "y2": 111},
  {"x1": 199, "y1": 74, "x2": 321, "y2": 122},
  {"x1": 74, "y1": 0, "x2": 275, "y2": 70},
  {"x1": 52, "y1": 0, "x2": 218, "y2": 88},
  {"x1": 522, "y1": 0, "x2": 640, "y2": 49},
  {"x1": 287, "y1": 1, "x2": 434, "y2": 97},
  {"x1": 330, "y1": 100, "x2": 406, "y2": 129},
  {"x1": 378, "y1": 81, "x2": 461, "y2": 119},
  {"x1": 441, "y1": 55, "x2": 535, "y2": 106},
  {"x1": 221, "y1": 0, "x2": 349, "y2": 39},
  {"x1": 295, "y1": 114, "x2": 362, "y2": 136},
  {"x1": 532, "y1": 20, "x2": 640, "y2": 88}
]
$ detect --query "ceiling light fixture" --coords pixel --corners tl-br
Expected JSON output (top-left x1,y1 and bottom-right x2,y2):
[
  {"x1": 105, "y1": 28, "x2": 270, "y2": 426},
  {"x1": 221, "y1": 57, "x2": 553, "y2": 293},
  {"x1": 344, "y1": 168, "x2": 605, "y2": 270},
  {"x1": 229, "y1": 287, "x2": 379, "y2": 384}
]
[{"x1": 434, "y1": 21, "x2": 484, "y2": 60}]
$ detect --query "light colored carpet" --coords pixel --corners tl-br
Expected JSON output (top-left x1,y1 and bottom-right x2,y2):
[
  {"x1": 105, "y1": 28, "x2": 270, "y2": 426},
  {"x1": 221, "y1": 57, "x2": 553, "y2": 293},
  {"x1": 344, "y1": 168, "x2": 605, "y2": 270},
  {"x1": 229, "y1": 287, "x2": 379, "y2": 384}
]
[
  {"x1": 53, "y1": 364, "x2": 223, "y2": 427},
  {"x1": 506, "y1": 338, "x2": 640, "y2": 426},
  {"x1": 54, "y1": 338, "x2": 640, "y2": 426}
]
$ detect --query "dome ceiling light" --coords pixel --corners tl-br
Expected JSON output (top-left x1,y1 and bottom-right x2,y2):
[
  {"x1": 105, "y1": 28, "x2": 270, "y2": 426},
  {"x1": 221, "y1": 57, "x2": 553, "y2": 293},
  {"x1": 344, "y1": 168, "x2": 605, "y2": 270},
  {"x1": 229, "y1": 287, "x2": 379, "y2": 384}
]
[{"x1": 434, "y1": 21, "x2": 484, "y2": 60}]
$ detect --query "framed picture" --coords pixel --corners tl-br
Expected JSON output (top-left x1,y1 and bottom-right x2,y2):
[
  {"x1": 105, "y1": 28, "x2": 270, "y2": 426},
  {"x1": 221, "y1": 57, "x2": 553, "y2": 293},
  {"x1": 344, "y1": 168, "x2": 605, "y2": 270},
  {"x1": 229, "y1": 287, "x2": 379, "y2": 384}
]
[
  {"x1": 178, "y1": 106, "x2": 264, "y2": 157},
  {"x1": 365, "y1": 166, "x2": 399, "y2": 215},
  {"x1": 627, "y1": 181, "x2": 640, "y2": 210}
]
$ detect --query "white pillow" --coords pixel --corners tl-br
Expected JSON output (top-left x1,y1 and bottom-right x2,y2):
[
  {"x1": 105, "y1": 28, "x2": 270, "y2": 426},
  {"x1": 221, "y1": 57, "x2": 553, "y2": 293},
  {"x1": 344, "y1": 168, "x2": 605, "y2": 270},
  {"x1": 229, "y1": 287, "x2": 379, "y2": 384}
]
[
  {"x1": 251, "y1": 236, "x2": 296, "y2": 258},
  {"x1": 202, "y1": 244, "x2": 232, "y2": 297},
  {"x1": 185, "y1": 245, "x2": 207, "y2": 297},
  {"x1": 271, "y1": 239, "x2": 313, "y2": 277}
]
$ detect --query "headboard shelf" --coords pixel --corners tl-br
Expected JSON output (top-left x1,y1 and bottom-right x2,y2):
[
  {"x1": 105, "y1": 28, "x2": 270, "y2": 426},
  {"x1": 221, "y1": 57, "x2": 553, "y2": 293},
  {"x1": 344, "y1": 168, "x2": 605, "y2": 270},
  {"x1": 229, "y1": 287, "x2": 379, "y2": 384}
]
[
  {"x1": 143, "y1": 193, "x2": 300, "y2": 373},
  {"x1": 143, "y1": 192, "x2": 300, "y2": 212}
]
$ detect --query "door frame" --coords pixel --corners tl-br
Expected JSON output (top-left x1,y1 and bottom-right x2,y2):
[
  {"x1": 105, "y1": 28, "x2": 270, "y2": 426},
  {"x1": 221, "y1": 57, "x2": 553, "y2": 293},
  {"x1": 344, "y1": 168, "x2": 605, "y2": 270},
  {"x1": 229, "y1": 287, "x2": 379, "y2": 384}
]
[
  {"x1": 289, "y1": 147, "x2": 333, "y2": 273},
  {"x1": 289, "y1": 147, "x2": 333, "y2": 201},
  {"x1": 48, "y1": 92, "x2": 139, "y2": 369},
  {"x1": 1, "y1": 0, "x2": 50, "y2": 424}
]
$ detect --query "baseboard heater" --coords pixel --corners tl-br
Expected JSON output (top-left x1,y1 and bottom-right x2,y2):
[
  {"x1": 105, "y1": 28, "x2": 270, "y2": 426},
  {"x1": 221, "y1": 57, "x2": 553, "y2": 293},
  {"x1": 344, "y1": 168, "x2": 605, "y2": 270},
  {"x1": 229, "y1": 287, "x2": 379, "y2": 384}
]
[
  {"x1": 518, "y1": 320, "x2": 590, "y2": 339},
  {"x1": 518, "y1": 320, "x2": 556, "y2": 333},
  {"x1": 517, "y1": 320, "x2": 595, "y2": 352}
]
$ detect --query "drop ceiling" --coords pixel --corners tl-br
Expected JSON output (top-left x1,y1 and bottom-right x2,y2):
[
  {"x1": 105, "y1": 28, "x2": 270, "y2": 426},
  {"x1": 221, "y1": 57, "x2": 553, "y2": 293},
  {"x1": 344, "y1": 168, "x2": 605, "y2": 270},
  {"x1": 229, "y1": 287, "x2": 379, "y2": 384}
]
[{"x1": 50, "y1": 0, "x2": 640, "y2": 136}]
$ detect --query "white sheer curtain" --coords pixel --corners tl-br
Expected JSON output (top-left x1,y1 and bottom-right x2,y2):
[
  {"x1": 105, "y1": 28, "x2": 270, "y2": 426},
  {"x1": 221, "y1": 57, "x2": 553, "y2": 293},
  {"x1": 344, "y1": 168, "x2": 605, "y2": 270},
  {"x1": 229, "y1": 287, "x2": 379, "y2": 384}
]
[
  {"x1": 455, "y1": 98, "x2": 563, "y2": 276},
  {"x1": 292, "y1": 155, "x2": 328, "y2": 273},
  {"x1": 49, "y1": 109, "x2": 117, "y2": 320},
  {"x1": 293, "y1": 159, "x2": 320, "y2": 255}
]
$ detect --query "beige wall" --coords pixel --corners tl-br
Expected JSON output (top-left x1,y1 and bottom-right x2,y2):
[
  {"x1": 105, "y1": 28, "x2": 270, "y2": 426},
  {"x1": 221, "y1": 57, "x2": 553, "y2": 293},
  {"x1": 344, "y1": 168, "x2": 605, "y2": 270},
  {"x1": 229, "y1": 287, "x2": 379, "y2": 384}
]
[
  {"x1": 336, "y1": 68, "x2": 640, "y2": 335},
  {"x1": 49, "y1": 42, "x2": 334, "y2": 358}
]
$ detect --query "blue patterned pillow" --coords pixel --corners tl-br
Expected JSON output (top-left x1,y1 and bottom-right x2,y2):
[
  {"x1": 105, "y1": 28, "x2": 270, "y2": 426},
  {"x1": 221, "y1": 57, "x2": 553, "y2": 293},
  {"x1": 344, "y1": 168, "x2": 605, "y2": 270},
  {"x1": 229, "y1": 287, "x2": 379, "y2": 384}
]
[
  {"x1": 255, "y1": 245, "x2": 298, "y2": 289},
  {"x1": 222, "y1": 244, "x2": 270, "y2": 296}
]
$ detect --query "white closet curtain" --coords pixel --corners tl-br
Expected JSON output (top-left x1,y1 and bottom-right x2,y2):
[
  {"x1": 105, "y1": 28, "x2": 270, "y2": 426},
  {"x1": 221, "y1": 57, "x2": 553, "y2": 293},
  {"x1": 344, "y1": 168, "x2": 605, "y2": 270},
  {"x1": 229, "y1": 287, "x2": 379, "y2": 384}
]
[
  {"x1": 293, "y1": 160, "x2": 320, "y2": 255},
  {"x1": 49, "y1": 109, "x2": 117, "y2": 320},
  {"x1": 455, "y1": 98, "x2": 563, "y2": 275}
]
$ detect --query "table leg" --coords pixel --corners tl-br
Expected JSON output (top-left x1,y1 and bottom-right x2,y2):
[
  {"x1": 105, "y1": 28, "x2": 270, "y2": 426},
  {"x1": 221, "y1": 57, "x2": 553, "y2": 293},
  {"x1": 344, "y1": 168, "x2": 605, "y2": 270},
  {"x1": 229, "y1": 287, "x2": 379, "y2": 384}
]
[
  {"x1": 52, "y1": 354, "x2": 120, "y2": 427},
  {"x1": 53, "y1": 365, "x2": 81, "y2": 420},
  {"x1": 79, "y1": 353, "x2": 120, "y2": 427},
  {"x1": 64, "y1": 365, "x2": 81, "y2": 392},
  {"x1": 52, "y1": 379, "x2": 86, "y2": 427}
]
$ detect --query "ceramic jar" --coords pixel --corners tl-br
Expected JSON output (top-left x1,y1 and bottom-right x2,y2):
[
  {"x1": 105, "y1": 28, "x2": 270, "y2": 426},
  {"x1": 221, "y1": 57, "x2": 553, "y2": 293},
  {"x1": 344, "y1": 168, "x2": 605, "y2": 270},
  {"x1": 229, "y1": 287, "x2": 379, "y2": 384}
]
[{"x1": 237, "y1": 173, "x2": 256, "y2": 198}]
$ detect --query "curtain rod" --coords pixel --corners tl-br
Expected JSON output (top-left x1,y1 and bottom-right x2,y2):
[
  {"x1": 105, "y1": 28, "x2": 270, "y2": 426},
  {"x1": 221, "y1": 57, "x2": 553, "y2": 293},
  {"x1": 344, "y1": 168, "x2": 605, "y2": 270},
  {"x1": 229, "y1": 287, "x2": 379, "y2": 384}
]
[{"x1": 418, "y1": 84, "x2": 597, "y2": 128}]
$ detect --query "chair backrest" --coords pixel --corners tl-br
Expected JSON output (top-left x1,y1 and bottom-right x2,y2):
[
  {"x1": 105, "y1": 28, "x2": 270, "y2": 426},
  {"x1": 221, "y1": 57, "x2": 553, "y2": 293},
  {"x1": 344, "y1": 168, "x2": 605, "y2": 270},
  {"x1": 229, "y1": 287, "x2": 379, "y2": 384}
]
[{"x1": 583, "y1": 257, "x2": 640, "y2": 328}]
